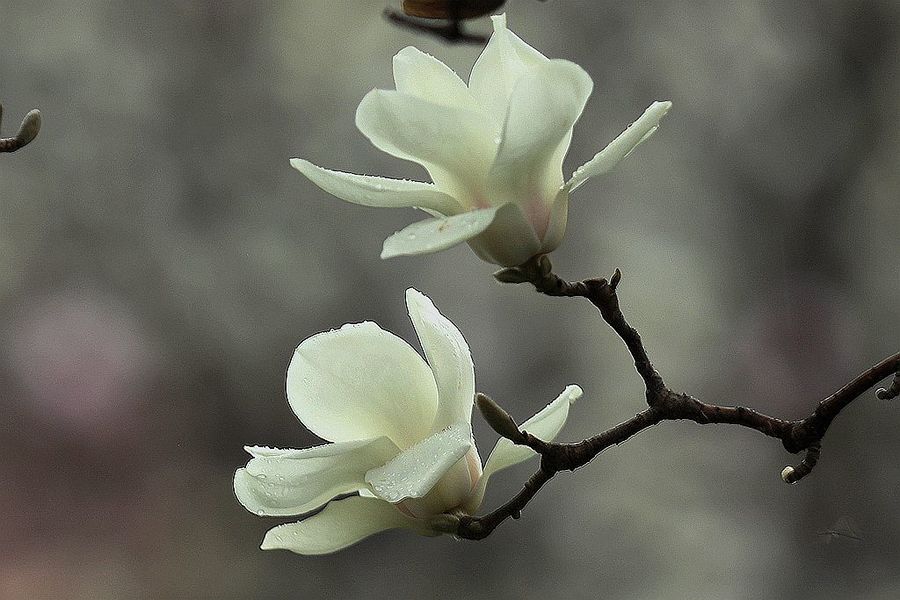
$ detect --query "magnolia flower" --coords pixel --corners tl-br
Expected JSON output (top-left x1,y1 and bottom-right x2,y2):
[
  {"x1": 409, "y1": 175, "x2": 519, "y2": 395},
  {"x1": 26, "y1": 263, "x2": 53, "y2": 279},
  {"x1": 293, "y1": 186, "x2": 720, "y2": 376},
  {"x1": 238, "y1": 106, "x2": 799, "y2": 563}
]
[
  {"x1": 292, "y1": 14, "x2": 671, "y2": 267},
  {"x1": 234, "y1": 288, "x2": 582, "y2": 554}
]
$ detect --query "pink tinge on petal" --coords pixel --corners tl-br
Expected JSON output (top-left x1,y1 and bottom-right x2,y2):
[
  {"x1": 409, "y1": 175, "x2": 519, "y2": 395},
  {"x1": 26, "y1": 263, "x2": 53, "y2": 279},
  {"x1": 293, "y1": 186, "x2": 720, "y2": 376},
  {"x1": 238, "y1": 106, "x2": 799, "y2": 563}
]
[{"x1": 524, "y1": 194, "x2": 552, "y2": 241}]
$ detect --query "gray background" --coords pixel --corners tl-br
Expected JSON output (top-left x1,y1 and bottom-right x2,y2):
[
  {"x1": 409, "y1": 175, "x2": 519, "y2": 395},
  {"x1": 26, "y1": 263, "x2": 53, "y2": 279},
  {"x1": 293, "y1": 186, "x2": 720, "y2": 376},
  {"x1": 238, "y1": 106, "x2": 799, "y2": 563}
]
[{"x1": 1, "y1": 1, "x2": 898, "y2": 598}]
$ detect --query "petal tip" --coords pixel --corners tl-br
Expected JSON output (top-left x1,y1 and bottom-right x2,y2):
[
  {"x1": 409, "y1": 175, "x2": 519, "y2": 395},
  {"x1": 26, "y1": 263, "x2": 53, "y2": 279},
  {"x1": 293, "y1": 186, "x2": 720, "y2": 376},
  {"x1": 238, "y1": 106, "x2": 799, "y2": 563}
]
[
  {"x1": 564, "y1": 384, "x2": 584, "y2": 404},
  {"x1": 259, "y1": 530, "x2": 281, "y2": 551},
  {"x1": 404, "y1": 287, "x2": 431, "y2": 312}
]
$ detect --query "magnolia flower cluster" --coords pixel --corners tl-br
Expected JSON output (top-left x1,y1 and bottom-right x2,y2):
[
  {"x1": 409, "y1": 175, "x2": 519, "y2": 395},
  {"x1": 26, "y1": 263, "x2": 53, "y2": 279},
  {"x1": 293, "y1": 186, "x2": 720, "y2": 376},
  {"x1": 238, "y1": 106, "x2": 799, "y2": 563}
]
[
  {"x1": 235, "y1": 289, "x2": 581, "y2": 554},
  {"x1": 237, "y1": 14, "x2": 672, "y2": 555},
  {"x1": 293, "y1": 14, "x2": 671, "y2": 266}
]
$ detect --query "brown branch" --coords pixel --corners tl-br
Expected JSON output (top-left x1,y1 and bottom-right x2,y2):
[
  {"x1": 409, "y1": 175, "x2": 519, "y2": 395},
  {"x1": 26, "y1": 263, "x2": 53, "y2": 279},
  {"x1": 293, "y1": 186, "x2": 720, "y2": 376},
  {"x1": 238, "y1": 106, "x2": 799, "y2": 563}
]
[
  {"x1": 383, "y1": 0, "x2": 552, "y2": 44},
  {"x1": 455, "y1": 256, "x2": 899, "y2": 540},
  {"x1": 383, "y1": 7, "x2": 489, "y2": 44},
  {"x1": 0, "y1": 104, "x2": 41, "y2": 153}
]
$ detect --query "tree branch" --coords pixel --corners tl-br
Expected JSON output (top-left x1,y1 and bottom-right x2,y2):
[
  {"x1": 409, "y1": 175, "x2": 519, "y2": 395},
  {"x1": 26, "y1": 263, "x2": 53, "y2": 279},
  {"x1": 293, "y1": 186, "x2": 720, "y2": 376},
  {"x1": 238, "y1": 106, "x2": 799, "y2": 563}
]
[
  {"x1": 0, "y1": 104, "x2": 41, "y2": 153},
  {"x1": 455, "y1": 256, "x2": 899, "y2": 540}
]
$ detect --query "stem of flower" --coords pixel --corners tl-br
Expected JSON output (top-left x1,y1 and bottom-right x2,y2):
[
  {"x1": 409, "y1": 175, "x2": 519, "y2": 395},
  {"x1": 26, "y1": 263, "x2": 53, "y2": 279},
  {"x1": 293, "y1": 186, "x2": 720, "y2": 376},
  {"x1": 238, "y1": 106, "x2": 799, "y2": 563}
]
[{"x1": 457, "y1": 257, "x2": 899, "y2": 540}]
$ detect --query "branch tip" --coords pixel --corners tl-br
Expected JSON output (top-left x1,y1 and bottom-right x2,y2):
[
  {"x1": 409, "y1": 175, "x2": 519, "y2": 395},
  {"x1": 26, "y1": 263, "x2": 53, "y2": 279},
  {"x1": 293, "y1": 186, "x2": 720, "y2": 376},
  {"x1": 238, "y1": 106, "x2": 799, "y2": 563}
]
[
  {"x1": 875, "y1": 373, "x2": 899, "y2": 400},
  {"x1": 0, "y1": 104, "x2": 41, "y2": 153},
  {"x1": 610, "y1": 268, "x2": 622, "y2": 290}
]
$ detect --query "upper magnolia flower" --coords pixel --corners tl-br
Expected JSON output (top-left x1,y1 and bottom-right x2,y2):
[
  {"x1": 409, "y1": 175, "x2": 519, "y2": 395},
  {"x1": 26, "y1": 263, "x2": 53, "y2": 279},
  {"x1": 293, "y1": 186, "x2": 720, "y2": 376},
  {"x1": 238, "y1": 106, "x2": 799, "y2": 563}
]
[
  {"x1": 292, "y1": 14, "x2": 671, "y2": 267},
  {"x1": 234, "y1": 288, "x2": 582, "y2": 554}
]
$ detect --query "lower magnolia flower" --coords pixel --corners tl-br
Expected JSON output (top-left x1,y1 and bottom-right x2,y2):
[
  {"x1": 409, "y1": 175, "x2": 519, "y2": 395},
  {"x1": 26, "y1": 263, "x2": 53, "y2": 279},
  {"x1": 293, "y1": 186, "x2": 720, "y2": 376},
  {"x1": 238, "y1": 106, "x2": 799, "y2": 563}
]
[
  {"x1": 292, "y1": 14, "x2": 671, "y2": 267},
  {"x1": 234, "y1": 288, "x2": 582, "y2": 554}
]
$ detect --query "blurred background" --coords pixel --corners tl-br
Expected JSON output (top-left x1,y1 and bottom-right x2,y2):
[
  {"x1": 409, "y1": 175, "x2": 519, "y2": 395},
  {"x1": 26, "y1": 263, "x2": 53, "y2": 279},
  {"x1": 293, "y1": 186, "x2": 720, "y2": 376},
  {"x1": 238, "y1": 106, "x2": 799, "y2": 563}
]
[{"x1": 1, "y1": 0, "x2": 898, "y2": 598}]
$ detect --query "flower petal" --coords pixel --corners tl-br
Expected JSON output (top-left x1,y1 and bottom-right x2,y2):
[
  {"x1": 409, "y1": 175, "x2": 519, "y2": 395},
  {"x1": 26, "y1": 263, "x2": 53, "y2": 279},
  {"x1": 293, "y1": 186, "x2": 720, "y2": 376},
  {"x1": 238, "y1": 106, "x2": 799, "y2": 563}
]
[
  {"x1": 380, "y1": 206, "x2": 500, "y2": 260},
  {"x1": 287, "y1": 322, "x2": 438, "y2": 449},
  {"x1": 290, "y1": 158, "x2": 461, "y2": 216},
  {"x1": 234, "y1": 437, "x2": 400, "y2": 517},
  {"x1": 464, "y1": 385, "x2": 582, "y2": 512},
  {"x1": 466, "y1": 202, "x2": 542, "y2": 267},
  {"x1": 392, "y1": 46, "x2": 476, "y2": 111},
  {"x1": 539, "y1": 188, "x2": 569, "y2": 255},
  {"x1": 355, "y1": 89, "x2": 495, "y2": 199},
  {"x1": 405, "y1": 288, "x2": 475, "y2": 432},
  {"x1": 469, "y1": 14, "x2": 550, "y2": 127},
  {"x1": 565, "y1": 101, "x2": 672, "y2": 193},
  {"x1": 365, "y1": 422, "x2": 472, "y2": 503},
  {"x1": 260, "y1": 497, "x2": 433, "y2": 555},
  {"x1": 485, "y1": 59, "x2": 592, "y2": 228}
]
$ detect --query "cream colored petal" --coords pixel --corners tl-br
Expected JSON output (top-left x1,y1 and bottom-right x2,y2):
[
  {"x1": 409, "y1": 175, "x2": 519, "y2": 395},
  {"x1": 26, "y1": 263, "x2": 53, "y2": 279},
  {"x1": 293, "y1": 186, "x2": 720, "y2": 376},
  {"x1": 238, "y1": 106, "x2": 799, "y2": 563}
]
[
  {"x1": 565, "y1": 101, "x2": 673, "y2": 193},
  {"x1": 539, "y1": 188, "x2": 570, "y2": 255},
  {"x1": 405, "y1": 288, "x2": 475, "y2": 432},
  {"x1": 393, "y1": 46, "x2": 476, "y2": 110},
  {"x1": 355, "y1": 89, "x2": 495, "y2": 197},
  {"x1": 260, "y1": 497, "x2": 435, "y2": 555},
  {"x1": 469, "y1": 14, "x2": 550, "y2": 126},
  {"x1": 290, "y1": 158, "x2": 461, "y2": 215},
  {"x1": 365, "y1": 422, "x2": 472, "y2": 503},
  {"x1": 465, "y1": 385, "x2": 582, "y2": 511},
  {"x1": 485, "y1": 59, "x2": 592, "y2": 231},
  {"x1": 466, "y1": 202, "x2": 542, "y2": 267},
  {"x1": 287, "y1": 322, "x2": 438, "y2": 449},
  {"x1": 380, "y1": 207, "x2": 500, "y2": 260},
  {"x1": 233, "y1": 437, "x2": 400, "y2": 517}
]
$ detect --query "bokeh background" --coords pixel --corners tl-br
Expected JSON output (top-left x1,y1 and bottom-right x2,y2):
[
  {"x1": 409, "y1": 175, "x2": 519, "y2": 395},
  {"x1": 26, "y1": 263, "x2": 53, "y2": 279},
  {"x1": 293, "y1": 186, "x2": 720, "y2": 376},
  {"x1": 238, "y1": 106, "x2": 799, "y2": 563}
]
[{"x1": 1, "y1": 1, "x2": 898, "y2": 598}]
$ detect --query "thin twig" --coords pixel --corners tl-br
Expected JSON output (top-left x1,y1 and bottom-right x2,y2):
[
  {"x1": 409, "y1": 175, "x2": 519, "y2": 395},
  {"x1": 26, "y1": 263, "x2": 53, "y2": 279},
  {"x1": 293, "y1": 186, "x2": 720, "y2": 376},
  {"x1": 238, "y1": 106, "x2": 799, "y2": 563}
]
[
  {"x1": 383, "y1": 8, "x2": 489, "y2": 44},
  {"x1": 0, "y1": 104, "x2": 41, "y2": 153},
  {"x1": 455, "y1": 256, "x2": 899, "y2": 540}
]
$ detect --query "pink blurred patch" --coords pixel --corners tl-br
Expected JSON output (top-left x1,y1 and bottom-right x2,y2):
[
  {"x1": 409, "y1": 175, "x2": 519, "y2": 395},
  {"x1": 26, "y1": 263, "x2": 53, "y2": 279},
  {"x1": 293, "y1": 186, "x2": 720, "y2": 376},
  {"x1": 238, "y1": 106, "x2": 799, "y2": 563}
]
[{"x1": 7, "y1": 289, "x2": 158, "y2": 435}]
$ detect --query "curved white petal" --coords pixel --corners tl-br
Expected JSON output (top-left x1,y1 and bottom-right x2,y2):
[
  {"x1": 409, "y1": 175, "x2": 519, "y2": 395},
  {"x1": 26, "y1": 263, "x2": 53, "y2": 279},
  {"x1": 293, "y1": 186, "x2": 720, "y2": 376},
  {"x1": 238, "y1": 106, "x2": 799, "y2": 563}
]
[
  {"x1": 466, "y1": 202, "x2": 542, "y2": 267},
  {"x1": 539, "y1": 188, "x2": 569, "y2": 255},
  {"x1": 355, "y1": 89, "x2": 495, "y2": 198},
  {"x1": 405, "y1": 289, "x2": 475, "y2": 432},
  {"x1": 566, "y1": 101, "x2": 672, "y2": 193},
  {"x1": 393, "y1": 46, "x2": 476, "y2": 111},
  {"x1": 290, "y1": 158, "x2": 460, "y2": 215},
  {"x1": 365, "y1": 422, "x2": 472, "y2": 503},
  {"x1": 287, "y1": 322, "x2": 438, "y2": 449},
  {"x1": 469, "y1": 14, "x2": 550, "y2": 127},
  {"x1": 485, "y1": 59, "x2": 592, "y2": 237},
  {"x1": 464, "y1": 385, "x2": 582, "y2": 511},
  {"x1": 234, "y1": 437, "x2": 400, "y2": 517},
  {"x1": 380, "y1": 206, "x2": 500, "y2": 260},
  {"x1": 260, "y1": 497, "x2": 434, "y2": 555}
]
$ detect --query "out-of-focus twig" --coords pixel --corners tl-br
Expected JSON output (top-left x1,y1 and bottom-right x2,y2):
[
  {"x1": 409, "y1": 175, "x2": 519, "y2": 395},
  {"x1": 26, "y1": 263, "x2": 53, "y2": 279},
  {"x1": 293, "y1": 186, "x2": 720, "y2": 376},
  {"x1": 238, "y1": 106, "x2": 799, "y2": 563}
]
[
  {"x1": 0, "y1": 104, "x2": 41, "y2": 153},
  {"x1": 384, "y1": 0, "x2": 550, "y2": 43}
]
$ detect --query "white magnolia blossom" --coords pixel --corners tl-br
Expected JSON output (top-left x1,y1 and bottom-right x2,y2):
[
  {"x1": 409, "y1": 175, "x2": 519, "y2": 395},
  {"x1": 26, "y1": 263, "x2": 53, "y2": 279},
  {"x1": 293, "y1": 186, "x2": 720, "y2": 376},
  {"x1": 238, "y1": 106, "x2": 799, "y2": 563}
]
[
  {"x1": 234, "y1": 288, "x2": 582, "y2": 554},
  {"x1": 292, "y1": 14, "x2": 671, "y2": 267}
]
